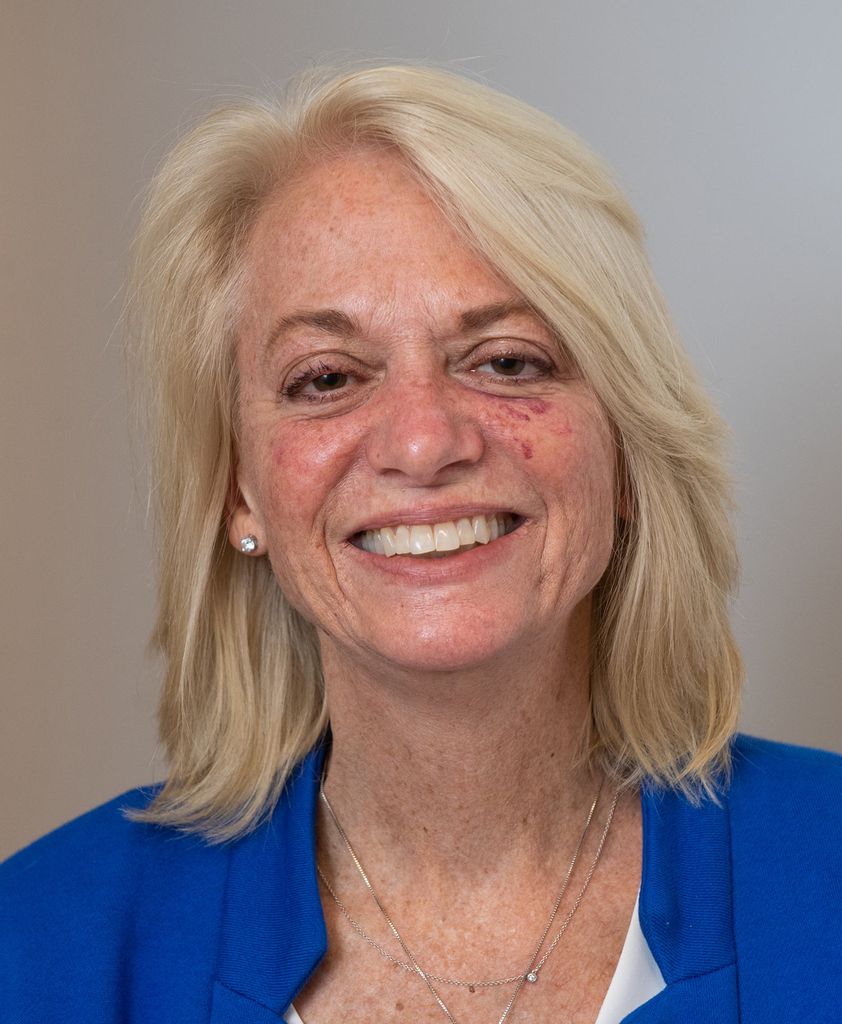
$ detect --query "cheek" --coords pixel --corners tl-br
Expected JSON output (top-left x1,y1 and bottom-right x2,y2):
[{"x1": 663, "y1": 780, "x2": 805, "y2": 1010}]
[
  {"x1": 268, "y1": 415, "x2": 360, "y2": 480},
  {"x1": 559, "y1": 420, "x2": 616, "y2": 509},
  {"x1": 271, "y1": 428, "x2": 340, "y2": 478},
  {"x1": 488, "y1": 399, "x2": 616, "y2": 535},
  {"x1": 248, "y1": 418, "x2": 361, "y2": 541},
  {"x1": 487, "y1": 400, "x2": 534, "y2": 459},
  {"x1": 563, "y1": 429, "x2": 619, "y2": 569},
  {"x1": 252, "y1": 423, "x2": 358, "y2": 616},
  {"x1": 486, "y1": 398, "x2": 574, "y2": 463}
]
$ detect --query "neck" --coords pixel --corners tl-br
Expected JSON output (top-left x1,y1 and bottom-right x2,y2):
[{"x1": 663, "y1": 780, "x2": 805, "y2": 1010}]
[{"x1": 318, "y1": 601, "x2": 603, "y2": 883}]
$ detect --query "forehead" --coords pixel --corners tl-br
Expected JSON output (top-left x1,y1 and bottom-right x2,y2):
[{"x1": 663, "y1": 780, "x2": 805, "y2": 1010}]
[{"x1": 240, "y1": 148, "x2": 516, "y2": 330}]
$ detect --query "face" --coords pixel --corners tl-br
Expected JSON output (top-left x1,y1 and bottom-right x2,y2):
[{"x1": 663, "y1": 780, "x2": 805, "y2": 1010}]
[{"x1": 230, "y1": 149, "x2": 618, "y2": 675}]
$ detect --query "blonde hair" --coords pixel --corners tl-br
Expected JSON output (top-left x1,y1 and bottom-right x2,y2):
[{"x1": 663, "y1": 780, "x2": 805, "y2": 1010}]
[{"x1": 128, "y1": 63, "x2": 742, "y2": 842}]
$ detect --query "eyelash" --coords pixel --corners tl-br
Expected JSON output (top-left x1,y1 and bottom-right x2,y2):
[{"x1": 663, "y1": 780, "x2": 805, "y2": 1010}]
[
  {"x1": 280, "y1": 360, "x2": 343, "y2": 401},
  {"x1": 474, "y1": 349, "x2": 556, "y2": 383},
  {"x1": 279, "y1": 349, "x2": 557, "y2": 404}
]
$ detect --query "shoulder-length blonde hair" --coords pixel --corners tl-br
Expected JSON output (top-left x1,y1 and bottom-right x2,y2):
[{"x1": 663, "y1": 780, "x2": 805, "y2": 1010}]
[{"x1": 128, "y1": 63, "x2": 742, "y2": 842}]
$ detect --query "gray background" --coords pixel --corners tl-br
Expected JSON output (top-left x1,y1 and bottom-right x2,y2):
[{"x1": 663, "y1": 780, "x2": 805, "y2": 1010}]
[{"x1": 2, "y1": 1, "x2": 840, "y2": 860}]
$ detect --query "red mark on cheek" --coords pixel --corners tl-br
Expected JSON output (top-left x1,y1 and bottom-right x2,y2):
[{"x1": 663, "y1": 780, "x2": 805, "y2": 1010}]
[
  {"x1": 524, "y1": 399, "x2": 549, "y2": 414},
  {"x1": 520, "y1": 441, "x2": 534, "y2": 460},
  {"x1": 502, "y1": 404, "x2": 532, "y2": 422}
]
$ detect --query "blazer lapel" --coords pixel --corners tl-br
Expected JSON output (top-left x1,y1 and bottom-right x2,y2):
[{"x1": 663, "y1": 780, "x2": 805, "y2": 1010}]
[
  {"x1": 622, "y1": 782, "x2": 740, "y2": 1022},
  {"x1": 210, "y1": 744, "x2": 329, "y2": 1024},
  {"x1": 620, "y1": 963, "x2": 739, "y2": 1022}
]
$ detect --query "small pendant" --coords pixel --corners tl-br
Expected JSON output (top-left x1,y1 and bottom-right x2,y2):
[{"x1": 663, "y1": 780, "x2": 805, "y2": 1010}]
[
  {"x1": 526, "y1": 971, "x2": 538, "y2": 983},
  {"x1": 469, "y1": 985, "x2": 476, "y2": 994}
]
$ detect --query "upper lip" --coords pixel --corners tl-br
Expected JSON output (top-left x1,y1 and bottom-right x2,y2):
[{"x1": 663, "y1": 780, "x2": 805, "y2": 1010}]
[{"x1": 345, "y1": 505, "x2": 521, "y2": 537}]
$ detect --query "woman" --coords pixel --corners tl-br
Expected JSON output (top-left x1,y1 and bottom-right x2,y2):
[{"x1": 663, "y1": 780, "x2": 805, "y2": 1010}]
[{"x1": 1, "y1": 64, "x2": 839, "y2": 1023}]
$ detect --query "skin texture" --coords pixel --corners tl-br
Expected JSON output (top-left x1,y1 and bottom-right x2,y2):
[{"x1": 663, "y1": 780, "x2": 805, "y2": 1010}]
[{"x1": 230, "y1": 149, "x2": 641, "y2": 1022}]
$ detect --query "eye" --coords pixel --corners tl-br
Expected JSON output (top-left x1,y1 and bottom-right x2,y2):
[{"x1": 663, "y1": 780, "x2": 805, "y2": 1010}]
[
  {"x1": 471, "y1": 349, "x2": 553, "y2": 382},
  {"x1": 311, "y1": 371, "x2": 348, "y2": 392},
  {"x1": 280, "y1": 360, "x2": 355, "y2": 402},
  {"x1": 487, "y1": 356, "x2": 527, "y2": 376}
]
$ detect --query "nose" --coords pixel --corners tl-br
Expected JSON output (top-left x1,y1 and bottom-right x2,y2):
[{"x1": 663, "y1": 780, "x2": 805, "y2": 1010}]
[{"x1": 366, "y1": 377, "x2": 485, "y2": 484}]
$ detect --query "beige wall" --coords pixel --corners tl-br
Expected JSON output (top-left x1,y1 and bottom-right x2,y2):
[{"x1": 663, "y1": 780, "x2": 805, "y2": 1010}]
[{"x1": 3, "y1": 1, "x2": 840, "y2": 859}]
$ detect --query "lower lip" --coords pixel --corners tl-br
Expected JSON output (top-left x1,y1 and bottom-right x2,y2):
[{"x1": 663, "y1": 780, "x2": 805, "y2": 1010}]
[{"x1": 342, "y1": 523, "x2": 526, "y2": 583}]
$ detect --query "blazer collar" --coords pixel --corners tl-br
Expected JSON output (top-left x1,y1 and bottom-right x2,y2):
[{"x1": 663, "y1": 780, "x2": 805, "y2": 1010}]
[
  {"x1": 624, "y1": 782, "x2": 739, "y2": 1022},
  {"x1": 210, "y1": 744, "x2": 739, "y2": 1022},
  {"x1": 211, "y1": 743, "x2": 328, "y2": 1023}
]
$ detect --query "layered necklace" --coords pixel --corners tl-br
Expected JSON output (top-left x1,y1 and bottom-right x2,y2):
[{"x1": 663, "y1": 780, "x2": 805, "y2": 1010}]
[{"x1": 318, "y1": 775, "x2": 619, "y2": 1024}]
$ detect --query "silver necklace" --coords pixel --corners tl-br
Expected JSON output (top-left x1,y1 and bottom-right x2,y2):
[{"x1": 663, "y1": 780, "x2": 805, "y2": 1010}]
[
  {"x1": 317, "y1": 786, "x2": 601, "y2": 989},
  {"x1": 318, "y1": 780, "x2": 619, "y2": 1024}
]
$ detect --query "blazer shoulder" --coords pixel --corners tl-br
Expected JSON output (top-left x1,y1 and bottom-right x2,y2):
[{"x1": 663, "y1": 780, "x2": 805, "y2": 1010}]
[
  {"x1": 1, "y1": 785, "x2": 164, "y2": 924},
  {"x1": 727, "y1": 742, "x2": 842, "y2": 1011},
  {"x1": 1, "y1": 784, "x2": 161, "y2": 885},
  {"x1": 1, "y1": 785, "x2": 229, "y2": 1015},
  {"x1": 0, "y1": 783, "x2": 225, "y2": 943},
  {"x1": 730, "y1": 732, "x2": 842, "y2": 799},
  {"x1": 728, "y1": 732, "x2": 842, "y2": 865}
]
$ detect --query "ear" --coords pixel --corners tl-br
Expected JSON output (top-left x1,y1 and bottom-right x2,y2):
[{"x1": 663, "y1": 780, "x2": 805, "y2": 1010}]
[{"x1": 226, "y1": 473, "x2": 266, "y2": 556}]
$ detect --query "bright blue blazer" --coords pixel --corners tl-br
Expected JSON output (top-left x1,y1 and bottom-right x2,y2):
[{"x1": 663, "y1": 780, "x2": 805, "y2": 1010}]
[{"x1": 1, "y1": 734, "x2": 840, "y2": 1022}]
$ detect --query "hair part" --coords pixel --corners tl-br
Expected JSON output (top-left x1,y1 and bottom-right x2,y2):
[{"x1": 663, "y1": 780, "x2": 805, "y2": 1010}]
[{"x1": 127, "y1": 62, "x2": 742, "y2": 842}]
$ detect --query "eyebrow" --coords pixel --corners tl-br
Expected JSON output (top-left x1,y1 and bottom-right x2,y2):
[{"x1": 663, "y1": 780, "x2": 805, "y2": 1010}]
[{"x1": 262, "y1": 299, "x2": 537, "y2": 360}]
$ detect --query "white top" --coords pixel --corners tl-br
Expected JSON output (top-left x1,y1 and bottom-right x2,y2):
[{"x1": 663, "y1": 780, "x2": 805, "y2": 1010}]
[
  {"x1": 593, "y1": 892, "x2": 665, "y2": 1023},
  {"x1": 283, "y1": 892, "x2": 665, "y2": 1023}
]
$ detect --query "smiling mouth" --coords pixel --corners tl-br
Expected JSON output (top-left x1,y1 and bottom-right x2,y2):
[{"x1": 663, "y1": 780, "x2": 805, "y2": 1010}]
[{"x1": 351, "y1": 513, "x2": 524, "y2": 558}]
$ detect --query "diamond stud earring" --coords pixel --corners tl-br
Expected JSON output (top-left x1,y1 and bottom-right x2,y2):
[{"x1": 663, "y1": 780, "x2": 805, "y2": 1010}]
[{"x1": 240, "y1": 535, "x2": 258, "y2": 554}]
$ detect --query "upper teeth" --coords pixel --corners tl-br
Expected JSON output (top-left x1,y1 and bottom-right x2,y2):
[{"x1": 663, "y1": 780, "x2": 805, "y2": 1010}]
[{"x1": 358, "y1": 514, "x2": 513, "y2": 557}]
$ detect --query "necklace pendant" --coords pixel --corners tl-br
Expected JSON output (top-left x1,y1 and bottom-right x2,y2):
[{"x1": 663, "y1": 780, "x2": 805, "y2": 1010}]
[
  {"x1": 469, "y1": 985, "x2": 476, "y2": 994},
  {"x1": 526, "y1": 971, "x2": 538, "y2": 984}
]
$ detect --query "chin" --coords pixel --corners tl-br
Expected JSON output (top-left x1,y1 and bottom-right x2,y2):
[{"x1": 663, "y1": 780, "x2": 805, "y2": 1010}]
[{"x1": 360, "y1": 624, "x2": 526, "y2": 677}]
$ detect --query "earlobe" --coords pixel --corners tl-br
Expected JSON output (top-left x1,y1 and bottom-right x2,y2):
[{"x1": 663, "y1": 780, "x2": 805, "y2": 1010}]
[{"x1": 226, "y1": 476, "x2": 265, "y2": 556}]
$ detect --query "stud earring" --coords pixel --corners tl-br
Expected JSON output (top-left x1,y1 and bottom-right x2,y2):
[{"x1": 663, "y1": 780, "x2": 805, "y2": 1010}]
[{"x1": 239, "y1": 535, "x2": 258, "y2": 554}]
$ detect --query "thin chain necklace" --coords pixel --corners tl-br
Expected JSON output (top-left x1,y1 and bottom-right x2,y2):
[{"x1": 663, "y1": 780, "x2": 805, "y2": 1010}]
[
  {"x1": 318, "y1": 786, "x2": 600, "y2": 989},
  {"x1": 318, "y1": 779, "x2": 619, "y2": 1024}
]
